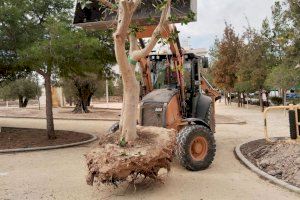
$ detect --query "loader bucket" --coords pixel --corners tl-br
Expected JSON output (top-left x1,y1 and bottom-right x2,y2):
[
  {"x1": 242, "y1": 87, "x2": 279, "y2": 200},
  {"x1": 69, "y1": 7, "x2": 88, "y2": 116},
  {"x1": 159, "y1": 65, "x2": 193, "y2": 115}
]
[{"x1": 73, "y1": 0, "x2": 197, "y2": 30}]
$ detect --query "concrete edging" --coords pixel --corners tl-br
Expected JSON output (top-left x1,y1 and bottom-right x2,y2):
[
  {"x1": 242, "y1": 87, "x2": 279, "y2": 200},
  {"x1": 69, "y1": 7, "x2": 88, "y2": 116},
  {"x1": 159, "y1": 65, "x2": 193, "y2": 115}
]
[
  {"x1": 0, "y1": 116, "x2": 118, "y2": 121},
  {"x1": 0, "y1": 134, "x2": 98, "y2": 154},
  {"x1": 235, "y1": 140, "x2": 300, "y2": 194}
]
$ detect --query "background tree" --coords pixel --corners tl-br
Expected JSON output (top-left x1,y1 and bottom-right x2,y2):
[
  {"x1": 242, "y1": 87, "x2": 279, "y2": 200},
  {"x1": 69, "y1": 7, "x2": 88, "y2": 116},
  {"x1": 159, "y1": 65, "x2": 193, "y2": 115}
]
[
  {"x1": 238, "y1": 28, "x2": 270, "y2": 111},
  {"x1": 0, "y1": 78, "x2": 41, "y2": 108},
  {"x1": 211, "y1": 23, "x2": 241, "y2": 104},
  {"x1": 1, "y1": 0, "x2": 73, "y2": 139},
  {"x1": 19, "y1": 21, "x2": 114, "y2": 138},
  {"x1": 0, "y1": 0, "x2": 34, "y2": 83},
  {"x1": 266, "y1": 66, "x2": 300, "y2": 104},
  {"x1": 265, "y1": 0, "x2": 300, "y2": 104}
]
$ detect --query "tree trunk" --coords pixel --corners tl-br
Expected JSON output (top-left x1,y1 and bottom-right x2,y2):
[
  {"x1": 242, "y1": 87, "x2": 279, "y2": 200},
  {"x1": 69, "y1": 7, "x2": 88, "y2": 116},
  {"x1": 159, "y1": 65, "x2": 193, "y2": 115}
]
[
  {"x1": 237, "y1": 92, "x2": 241, "y2": 107},
  {"x1": 259, "y1": 89, "x2": 264, "y2": 112},
  {"x1": 18, "y1": 96, "x2": 29, "y2": 108},
  {"x1": 73, "y1": 98, "x2": 90, "y2": 113},
  {"x1": 265, "y1": 92, "x2": 269, "y2": 107},
  {"x1": 242, "y1": 93, "x2": 245, "y2": 107},
  {"x1": 18, "y1": 96, "x2": 23, "y2": 108},
  {"x1": 115, "y1": 37, "x2": 139, "y2": 142},
  {"x1": 113, "y1": 0, "x2": 171, "y2": 143},
  {"x1": 44, "y1": 75, "x2": 56, "y2": 139},
  {"x1": 87, "y1": 94, "x2": 93, "y2": 106},
  {"x1": 282, "y1": 89, "x2": 287, "y2": 106},
  {"x1": 224, "y1": 91, "x2": 228, "y2": 105}
]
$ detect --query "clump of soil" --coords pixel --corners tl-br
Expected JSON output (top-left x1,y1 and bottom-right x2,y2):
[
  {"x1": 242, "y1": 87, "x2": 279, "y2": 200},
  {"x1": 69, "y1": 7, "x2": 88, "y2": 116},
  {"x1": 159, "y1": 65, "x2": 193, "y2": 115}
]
[
  {"x1": 85, "y1": 126, "x2": 176, "y2": 186},
  {"x1": 0, "y1": 127, "x2": 93, "y2": 150},
  {"x1": 241, "y1": 138, "x2": 300, "y2": 187}
]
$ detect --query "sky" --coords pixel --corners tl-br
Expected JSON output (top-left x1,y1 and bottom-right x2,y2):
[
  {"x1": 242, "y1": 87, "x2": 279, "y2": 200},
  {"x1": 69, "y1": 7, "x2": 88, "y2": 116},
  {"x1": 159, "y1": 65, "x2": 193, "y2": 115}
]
[{"x1": 177, "y1": 0, "x2": 275, "y2": 51}]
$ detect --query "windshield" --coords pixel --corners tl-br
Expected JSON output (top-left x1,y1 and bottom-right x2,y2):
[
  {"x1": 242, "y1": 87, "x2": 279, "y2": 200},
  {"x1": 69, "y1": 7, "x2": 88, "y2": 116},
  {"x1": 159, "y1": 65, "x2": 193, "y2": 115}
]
[
  {"x1": 150, "y1": 57, "x2": 194, "y2": 90},
  {"x1": 150, "y1": 59, "x2": 178, "y2": 89}
]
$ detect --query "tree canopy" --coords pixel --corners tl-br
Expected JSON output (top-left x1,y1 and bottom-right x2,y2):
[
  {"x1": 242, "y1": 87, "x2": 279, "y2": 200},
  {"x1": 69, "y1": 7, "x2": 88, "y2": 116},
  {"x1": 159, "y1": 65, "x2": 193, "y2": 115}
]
[{"x1": 210, "y1": 0, "x2": 300, "y2": 108}]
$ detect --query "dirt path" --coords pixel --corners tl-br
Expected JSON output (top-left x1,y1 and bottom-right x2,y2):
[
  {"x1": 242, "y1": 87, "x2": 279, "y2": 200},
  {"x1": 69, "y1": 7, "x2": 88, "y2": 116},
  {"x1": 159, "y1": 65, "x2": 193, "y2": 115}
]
[{"x1": 0, "y1": 102, "x2": 299, "y2": 200}]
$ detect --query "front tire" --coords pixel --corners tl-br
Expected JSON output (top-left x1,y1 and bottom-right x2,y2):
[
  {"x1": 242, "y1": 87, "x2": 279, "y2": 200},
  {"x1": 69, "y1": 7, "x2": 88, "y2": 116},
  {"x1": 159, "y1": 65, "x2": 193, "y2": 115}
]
[{"x1": 177, "y1": 125, "x2": 216, "y2": 171}]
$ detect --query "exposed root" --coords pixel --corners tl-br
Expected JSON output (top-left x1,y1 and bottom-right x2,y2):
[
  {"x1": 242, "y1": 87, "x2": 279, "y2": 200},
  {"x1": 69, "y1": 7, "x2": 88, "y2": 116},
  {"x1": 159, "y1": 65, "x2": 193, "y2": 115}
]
[{"x1": 85, "y1": 126, "x2": 176, "y2": 186}]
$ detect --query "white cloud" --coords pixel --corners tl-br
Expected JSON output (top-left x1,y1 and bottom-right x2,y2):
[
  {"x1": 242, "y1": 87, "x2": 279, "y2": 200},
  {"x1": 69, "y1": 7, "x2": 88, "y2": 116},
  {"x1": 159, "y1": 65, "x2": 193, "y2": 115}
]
[{"x1": 177, "y1": 0, "x2": 275, "y2": 50}]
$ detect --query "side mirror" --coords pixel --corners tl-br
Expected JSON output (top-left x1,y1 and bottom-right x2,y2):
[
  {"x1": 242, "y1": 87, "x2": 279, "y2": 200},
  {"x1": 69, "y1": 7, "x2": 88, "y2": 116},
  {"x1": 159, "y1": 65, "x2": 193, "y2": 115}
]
[{"x1": 202, "y1": 57, "x2": 209, "y2": 68}]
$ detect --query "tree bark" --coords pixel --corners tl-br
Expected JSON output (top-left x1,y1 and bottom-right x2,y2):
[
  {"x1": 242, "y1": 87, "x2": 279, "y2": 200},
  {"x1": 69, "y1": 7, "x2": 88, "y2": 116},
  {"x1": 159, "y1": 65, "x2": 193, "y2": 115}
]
[
  {"x1": 265, "y1": 91, "x2": 269, "y2": 107},
  {"x1": 18, "y1": 96, "x2": 29, "y2": 108},
  {"x1": 113, "y1": 0, "x2": 170, "y2": 143},
  {"x1": 242, "y1": 93, "x2": 245, "y2": 107},
  {"x1": 73, "y1": 98, "x2": 90, "y2": 113},
  {"x1": 87, "y1": 94, "x2": 93, "y2": 106},
  {"x1": 18, "y1": 96, "x2": 23, "y2": 108},
  {"x1": 71, "y1": 77, "x2": 97, "y2": 114},
  {"x1": 282, "y1": 89, "x2": 287, "y2": 106},
  {"x1": 114, "y1": 35, "x2": 139, "y2": 142},
  {"x1": 237, "y1": 92, "x2": 241, "y2": 107},
  {"x1": 44, "y1": 74, "x2": 56, "y2": 139}
]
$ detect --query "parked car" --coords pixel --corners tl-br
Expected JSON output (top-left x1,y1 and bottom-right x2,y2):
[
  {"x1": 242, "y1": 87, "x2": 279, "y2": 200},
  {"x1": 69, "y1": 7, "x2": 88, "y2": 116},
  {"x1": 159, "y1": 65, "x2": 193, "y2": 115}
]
[{"x1": 286, "y1": 93, "x2": 300, "y2": 99}]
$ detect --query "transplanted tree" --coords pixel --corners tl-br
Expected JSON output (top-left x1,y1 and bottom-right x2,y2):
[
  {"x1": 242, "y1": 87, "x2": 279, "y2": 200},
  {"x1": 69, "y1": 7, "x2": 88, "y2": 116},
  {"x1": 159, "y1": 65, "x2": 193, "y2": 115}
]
[
  {"x1": 79, "y1": 0, "x2": 173, "y2": 142},
  {"x1": 0, "y1": 78, "x2": 41, "y2": 108},
  {"x1": 80, "y1": 0, "x2": 197, "y2": 186}
]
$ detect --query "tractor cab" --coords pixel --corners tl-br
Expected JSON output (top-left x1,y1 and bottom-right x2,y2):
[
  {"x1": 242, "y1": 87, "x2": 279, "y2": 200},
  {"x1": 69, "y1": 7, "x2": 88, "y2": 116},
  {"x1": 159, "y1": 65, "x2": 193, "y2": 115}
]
[{"x1": 147, "y1": 51, "x2": 211, "y2": 118}]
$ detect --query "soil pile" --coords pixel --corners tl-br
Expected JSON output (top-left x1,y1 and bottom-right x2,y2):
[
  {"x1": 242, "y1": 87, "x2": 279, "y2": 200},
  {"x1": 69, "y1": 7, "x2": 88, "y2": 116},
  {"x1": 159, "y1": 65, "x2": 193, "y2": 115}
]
[
  {"x1": 85, "y1": 126, "x2": 176, "y2": 186},
  {"x1": 241, "y1": 139, "x2": 300, "y2": 187}
]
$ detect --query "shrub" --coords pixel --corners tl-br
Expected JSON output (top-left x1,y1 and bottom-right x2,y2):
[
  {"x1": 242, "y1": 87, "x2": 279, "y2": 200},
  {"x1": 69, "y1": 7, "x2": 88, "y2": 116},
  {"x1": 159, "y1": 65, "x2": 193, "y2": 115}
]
[{"x1": 270, "y1": 96, "x2": 283, "y2": 106}]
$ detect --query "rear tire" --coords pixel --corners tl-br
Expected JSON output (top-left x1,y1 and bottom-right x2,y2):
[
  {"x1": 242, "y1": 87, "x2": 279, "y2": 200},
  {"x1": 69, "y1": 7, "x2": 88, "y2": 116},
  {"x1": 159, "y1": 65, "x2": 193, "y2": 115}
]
[
  {"x1": 176, "y1": 125, "x2": 216, "y2": 171},
  {"x1": 289, "y1": 110, "x2": 297, "y2": 139}
]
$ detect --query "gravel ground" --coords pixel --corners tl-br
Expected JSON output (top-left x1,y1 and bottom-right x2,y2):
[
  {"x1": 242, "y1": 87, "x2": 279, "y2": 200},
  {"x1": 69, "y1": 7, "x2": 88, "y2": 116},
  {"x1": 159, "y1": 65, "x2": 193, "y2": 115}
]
[
  {"x1": 241, "y1": 139, "x2": 300, "y2": 187},
  {"x1": 0, "y1": 106, "x2": 243, "y2": 124},
  {"x1": 0, "y1": 107, "x2": 120, "y2": 120},
  {"x1": 0, "y1": 101, "x2": 299, "y2": 200}
]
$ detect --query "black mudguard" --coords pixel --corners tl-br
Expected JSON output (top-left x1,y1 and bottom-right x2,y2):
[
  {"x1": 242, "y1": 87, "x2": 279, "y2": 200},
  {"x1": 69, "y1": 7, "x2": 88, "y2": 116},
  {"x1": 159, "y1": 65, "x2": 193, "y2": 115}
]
[
  {"x1": 182, "y1": 118, "x2": 211, "y2": 130},
  {"x1": 192, "y1": 94, "x2": 212, "y2": 120}
]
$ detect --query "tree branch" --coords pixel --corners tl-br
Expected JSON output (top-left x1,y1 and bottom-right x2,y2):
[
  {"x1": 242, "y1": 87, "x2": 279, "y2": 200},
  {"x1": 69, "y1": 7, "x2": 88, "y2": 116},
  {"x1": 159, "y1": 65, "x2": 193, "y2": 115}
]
[
  {"x1": 98, "y1": 0, "x2": 116, "y2": 11},
  {"x1": 36, "y1": 69, "x2": 46, "y2": 77},
  {"x1": 129, "y1": 33, "x2": 139, "y2": 53},
  {"x1": 114, "y1": 0, "x2": 139, "y2": 40},
  {"x1": 130, "y1": 0, "x2": 171, "y2": 61}
]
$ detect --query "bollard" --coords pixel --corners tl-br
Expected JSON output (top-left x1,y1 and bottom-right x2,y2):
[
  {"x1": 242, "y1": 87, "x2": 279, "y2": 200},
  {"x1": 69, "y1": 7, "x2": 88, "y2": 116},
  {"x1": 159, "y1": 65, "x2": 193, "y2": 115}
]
[{"x1": 264, "y1": 105, "x2": 300, "y2": 141}]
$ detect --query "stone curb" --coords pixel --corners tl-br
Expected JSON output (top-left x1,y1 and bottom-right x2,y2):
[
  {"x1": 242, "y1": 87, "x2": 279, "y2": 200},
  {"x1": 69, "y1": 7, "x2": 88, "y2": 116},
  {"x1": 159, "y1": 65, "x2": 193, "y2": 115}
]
[
  {"x1": 235, "y1": 140, "x2": 300, "y2": 194},
  {"x1": 0, "y1": 116, "x2": 118, "y2": 121},
  {"x1": 217, "y1": 121, "x2": 246, "y2": 125},
  {"x1": 0, "y1": 116, "x2": 244, "y2": 124},
  {"x1": 0, "y1": 134, "x2": 98, "y2": 154}
]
